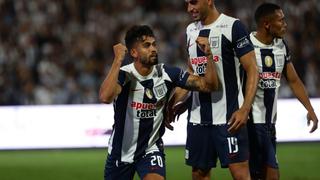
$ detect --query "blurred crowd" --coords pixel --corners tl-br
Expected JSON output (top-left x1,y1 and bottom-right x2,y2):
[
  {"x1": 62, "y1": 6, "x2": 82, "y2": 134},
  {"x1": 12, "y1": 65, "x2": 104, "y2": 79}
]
[{"x1": 0, "y1": 0, "x2": 319, "y2": 105}]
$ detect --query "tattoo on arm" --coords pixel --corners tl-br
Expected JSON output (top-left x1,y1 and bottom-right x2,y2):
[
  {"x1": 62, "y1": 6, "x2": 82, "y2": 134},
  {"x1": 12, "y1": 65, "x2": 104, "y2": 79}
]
[{"x1": 185, "y1": 76, "x2": 207, "y2": 91}]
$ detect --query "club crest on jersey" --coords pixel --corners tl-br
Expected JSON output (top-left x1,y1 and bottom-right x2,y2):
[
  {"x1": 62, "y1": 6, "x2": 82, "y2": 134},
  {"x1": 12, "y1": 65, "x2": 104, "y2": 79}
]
[
  {"x1": 276, "y1": 54, "x2": 284, "y2": 67},
  {"x1": 264, "y1": 56, "x2": 273, "y2": 67},
  {"x1": 210, "y1": 36, "x2": 219, "y2": 48},
  {"x1": 145, "y1": 88, "x2": 154, "y2": 99},
  {"x1": 154, "y1": 83, "x2": 167, "y2": 99}
]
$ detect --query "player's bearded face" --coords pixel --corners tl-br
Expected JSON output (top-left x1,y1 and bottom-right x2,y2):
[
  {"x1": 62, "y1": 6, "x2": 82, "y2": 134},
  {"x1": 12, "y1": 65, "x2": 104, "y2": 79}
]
[
  {"x1": 269, "y1": 10, "x2": 287, "y2": 38},
  {"x1": 137, "y1": 36, "x2": 158, "y2": 65}
]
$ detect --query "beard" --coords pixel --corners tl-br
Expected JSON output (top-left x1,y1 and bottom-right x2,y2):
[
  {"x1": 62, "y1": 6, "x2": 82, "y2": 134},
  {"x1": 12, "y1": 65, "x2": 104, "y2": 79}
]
[
  {"x1": 141, "y1": 54, "x2": 158, "y2": 66},
  {"x1": 270, "y1": 27, "x2": 287, "y2": 39}
]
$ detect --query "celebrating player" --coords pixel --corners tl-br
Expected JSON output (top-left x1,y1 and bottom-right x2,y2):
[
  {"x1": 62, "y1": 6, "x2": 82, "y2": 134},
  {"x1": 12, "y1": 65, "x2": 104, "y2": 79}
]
[
  {"x1": 167, "y1": 0, "x2": 258, "y2": 179},
  {"x1": 247, "y1": 3, "x2": 318, "y2": 180},
  {"x1": 99, "y1": 25, "x2": 218, "y2": 180}
]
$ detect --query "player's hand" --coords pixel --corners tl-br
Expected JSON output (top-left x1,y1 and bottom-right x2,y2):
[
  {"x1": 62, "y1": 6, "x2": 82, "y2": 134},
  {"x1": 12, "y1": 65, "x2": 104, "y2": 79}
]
[
  {"x1": 307, "y1": 110, "x2": 318, "y2": 133},
  {"x1": 113, "y1": 43, "x2": 127, "y2": 64},
  {"x1": 165, "y1": 104, "x2": 174, "y2": 131},
  {"x1": 165, "y1": 101, "x2": 188, "y2": 131},
  {"x1": 227, "y1": 108, "x2": 250, "y2": 134},
  {"x1": 196, "y1": 37, "x2": 212, "y2": 56}
]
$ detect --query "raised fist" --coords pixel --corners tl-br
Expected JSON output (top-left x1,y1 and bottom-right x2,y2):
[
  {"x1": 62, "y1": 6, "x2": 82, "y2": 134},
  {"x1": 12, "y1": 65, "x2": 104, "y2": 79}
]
[{"x1": 113, "y1": 43, "x2": 128, "y2": 63}]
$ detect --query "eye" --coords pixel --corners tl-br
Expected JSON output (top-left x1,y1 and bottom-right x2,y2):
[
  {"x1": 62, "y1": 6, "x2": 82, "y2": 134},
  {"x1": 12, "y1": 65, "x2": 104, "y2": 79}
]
[
  {"x1": 143, "y1": 42, "x2": 151, "y2": 48},
  {"x1": 186, "y1": 0, "x2": 197, "y2": 5}
]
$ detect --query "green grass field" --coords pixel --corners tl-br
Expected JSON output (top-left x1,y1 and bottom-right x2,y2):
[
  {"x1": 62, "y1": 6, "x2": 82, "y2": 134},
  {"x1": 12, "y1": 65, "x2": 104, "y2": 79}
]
[{"x1": 0, "y1": 143, "x2": 319, "y2": 180}]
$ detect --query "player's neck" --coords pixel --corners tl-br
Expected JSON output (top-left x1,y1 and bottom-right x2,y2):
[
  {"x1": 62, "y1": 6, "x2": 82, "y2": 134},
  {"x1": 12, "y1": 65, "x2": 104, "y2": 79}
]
[
  {"x1": 134, "y1": 62, "x2": 153, "y2": 76},
  {"x1": 201, "y1": 8, "x2": 220, "y2": 25},
  {"x1": 255, "y1": 31, "x2": 274, "y2": 45}
]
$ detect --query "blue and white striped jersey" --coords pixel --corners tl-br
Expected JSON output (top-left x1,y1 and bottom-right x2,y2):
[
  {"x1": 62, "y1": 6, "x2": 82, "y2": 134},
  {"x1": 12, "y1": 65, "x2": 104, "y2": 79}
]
[
  {"x1": 186, "y1": 13, "x2": 254, "y2": 125},
  {"x1": 249, "y1": 32, "x2": 290, "y2": 124},
  {"x1": 108, "y1": 63, "x2": 189, "y2": 163}
]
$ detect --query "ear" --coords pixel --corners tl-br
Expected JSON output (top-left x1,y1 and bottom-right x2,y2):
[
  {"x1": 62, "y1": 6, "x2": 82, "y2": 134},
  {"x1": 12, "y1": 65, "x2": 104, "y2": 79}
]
[
  {"x1": 130, "y1": 48, "x2": 138, "y2": 58},
  {"x1": 264, "y1": 21, "x2": 271, "y2": 31}
]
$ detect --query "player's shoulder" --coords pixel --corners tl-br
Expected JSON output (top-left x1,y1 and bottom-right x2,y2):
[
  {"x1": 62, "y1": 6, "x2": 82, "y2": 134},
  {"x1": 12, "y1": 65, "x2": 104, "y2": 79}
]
[
  {"x1": 218, "y1": 13, "x2": 239, "y2": 26},
  {"x1": 161, "y1": 63, "x2": 175, "y2": 74},
  {"x1": 120, "y1": 63, "x2": 134, "y2": 73},
  {"x1": 213, "y1": 14, "x2": 243, "y2": 38},
  {"x1": 161, "y1": 63, "x2": 183, "y2": 76},
  {"x1": 186, "y1": 22, "x2": 199, "y2": 34}
]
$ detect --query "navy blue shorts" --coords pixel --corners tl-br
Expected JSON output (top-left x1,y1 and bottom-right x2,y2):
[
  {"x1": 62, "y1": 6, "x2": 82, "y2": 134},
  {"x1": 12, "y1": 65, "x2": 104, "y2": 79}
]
[
  {"x1": 104, "y1": 151, "x2": 166, "y2": 180},
  {"x1": 185, "y1": 123, "x2": 249, "y2": 169},
  {"x1": 247, "y1": 122, "x2": 278, "y2": 177}
]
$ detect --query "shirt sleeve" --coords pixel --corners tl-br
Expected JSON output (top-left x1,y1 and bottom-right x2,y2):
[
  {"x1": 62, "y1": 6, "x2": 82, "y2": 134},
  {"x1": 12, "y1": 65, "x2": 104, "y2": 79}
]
[
  {"x1": 282, "y1": 39, "x2": 291, "y2": 63},
  {"x1": 117, "y1": 70, "x2": 127, "y2": 87},
  {"x1": 163, "y1": 65, "x2": 190, "y2": 87},
  {"x1": 232, "y1": 20, "x2": 254, "y2": 58}
]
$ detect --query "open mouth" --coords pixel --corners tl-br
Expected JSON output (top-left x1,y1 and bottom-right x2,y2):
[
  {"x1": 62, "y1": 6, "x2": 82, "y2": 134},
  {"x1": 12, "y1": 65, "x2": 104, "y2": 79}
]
[
  {"x1": 150, "y1": 54, "x2": 158, "y2": 58},
  {"x1": 190, "y1": 11, "x2": 199, "y2": 19}
]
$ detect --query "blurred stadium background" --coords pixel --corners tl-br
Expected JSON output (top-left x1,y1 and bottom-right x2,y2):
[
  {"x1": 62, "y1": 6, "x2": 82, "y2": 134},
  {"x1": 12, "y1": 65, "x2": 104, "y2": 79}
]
[{"x1": 0, "y1": 0, "x2": 320, "y2": 179}]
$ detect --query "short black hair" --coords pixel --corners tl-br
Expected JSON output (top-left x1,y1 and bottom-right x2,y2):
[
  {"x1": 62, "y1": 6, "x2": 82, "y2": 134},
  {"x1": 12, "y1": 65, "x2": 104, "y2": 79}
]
[
  {"x1": 254, "y1": 3, "x2": 281, "y2": 25},
  {"x1": 125, "y1": 25, "x2": 155, "y2": 51}
]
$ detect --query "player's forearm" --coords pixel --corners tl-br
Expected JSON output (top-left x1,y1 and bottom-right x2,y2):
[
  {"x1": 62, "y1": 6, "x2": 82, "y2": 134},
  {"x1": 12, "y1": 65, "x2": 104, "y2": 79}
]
[
  {"x1": 242, "y1": 64, "x2": 258, "y2": 111},
  {"x1": 170, "y1": 87, "x2": 190, "y2": 106},
  {"x1": 99, "y1": 59, "x2": 122, "y2": 103},
  {"x1": 289, "y1": 79, "x2": 314, "y2": 112},
  {"x1": 203, "y1": 54, "x2": 219, "y2": 91}
]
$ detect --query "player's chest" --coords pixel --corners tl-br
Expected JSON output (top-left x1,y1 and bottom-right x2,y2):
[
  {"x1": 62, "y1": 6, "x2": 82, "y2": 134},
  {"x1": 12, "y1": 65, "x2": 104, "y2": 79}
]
[
  {"x1": 129, "y1": 79, "x2": 168, "y2": 102},
  {"x1": 128, "y1": 79, "x2": 168, "y2": 119},
  {"x1": 254, "y1": 48, "x2": 286, "y2": 73},
  {"x1": 188, "y1": 29, "x2": 224, "y2": 54},
  {"x1": 188, "y1": 29, "x2": 228, "y2": 69}
]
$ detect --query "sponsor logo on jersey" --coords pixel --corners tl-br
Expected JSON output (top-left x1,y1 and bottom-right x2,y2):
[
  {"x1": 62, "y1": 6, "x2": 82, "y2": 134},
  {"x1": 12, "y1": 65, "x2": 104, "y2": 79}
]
[
  {"x1": 236, "y1": 36, "x2": 250, "y2": 49},
  {"x1": 216, "y1": 24, "x2": 228, "y2": 28},
  {"x1": 131, "y1": 102, "x2": 156, "y2": 110},
  {"x1": 187, "y1": 38, "x2": 195, "y2": 48},
  {"x1": 188, "y1": 42, "x2": 195, "y2": 48},
  {"x1": 259, "y1": 72, "x2": 281, "y2": 79},
  {"x1": 179, "y1": 70, "x2": 188, "y2": 81},
  {"x1": 137, "y1": 109, "x2": 157, "y2": 118},
  {"x1": 264, "y1": 56, "x2": 273, "y2": 67},
  {"x1": 131, "y1": 102, "x2": 157, "y2": 118},
  {"x1": 213, "y1": 55, "x2": 220, "y2": 62},
  {"x1": 190, "y1": 56, "x2": 208, "y2": 65},
  {"x1": 191, "y1": 56, "x2": 213, "y2": 75},
  {"x1": 259, "y1": 79, "x2": 277, "y2": 89}
]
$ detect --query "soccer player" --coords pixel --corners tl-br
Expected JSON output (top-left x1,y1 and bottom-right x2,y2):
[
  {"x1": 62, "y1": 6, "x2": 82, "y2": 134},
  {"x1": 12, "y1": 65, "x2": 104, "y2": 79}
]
[
  {"x1": 167, "y1": 0, "x2": 259, "y2": 179},
  {"x1": 247, "y1": 3, "x2": 318, "y2": 180},
  {"x1": 99, "y1": 25, "x2": 218, "y2": 180}
]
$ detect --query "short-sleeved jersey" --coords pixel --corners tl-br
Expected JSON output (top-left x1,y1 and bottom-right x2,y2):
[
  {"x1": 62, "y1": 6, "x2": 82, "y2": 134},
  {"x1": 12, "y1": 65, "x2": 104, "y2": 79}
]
[
  {"x1": 186, "y1": 13, "x2": 254, "y2": 125},
  {"x1": 108, "y1": 63, "x2": 190, "y2": 163},
  {"x1": 249, "y1": 32, "x2": 290, "y2": 124}
]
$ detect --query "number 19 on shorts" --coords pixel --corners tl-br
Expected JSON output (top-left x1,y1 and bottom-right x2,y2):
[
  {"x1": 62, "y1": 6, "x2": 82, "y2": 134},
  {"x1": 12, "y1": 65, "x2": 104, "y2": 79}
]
[{"x1": 227, "y1": 137, "x2": 239, "y2": 154}]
